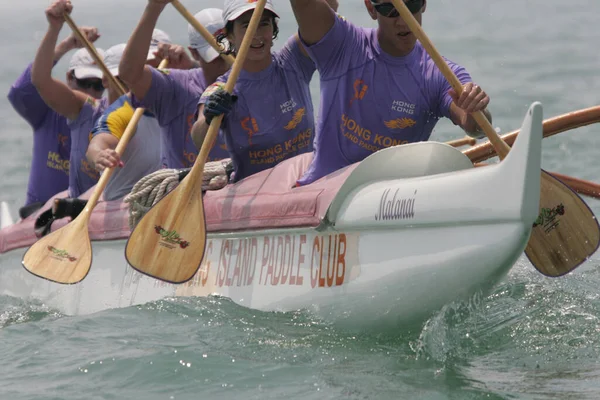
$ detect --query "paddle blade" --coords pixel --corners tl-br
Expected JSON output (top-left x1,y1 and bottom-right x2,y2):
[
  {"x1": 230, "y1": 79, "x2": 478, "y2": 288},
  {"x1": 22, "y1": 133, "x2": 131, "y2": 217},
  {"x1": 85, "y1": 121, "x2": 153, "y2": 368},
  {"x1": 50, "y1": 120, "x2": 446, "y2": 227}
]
[
  {"x1": 21, "y1": 220, "x2": 92, "y2": 284},
  {"x1": 525, "y1": 170, "x2": 600, "y2": 277},
  {"x1": 125, "y1": 184, "x2": 206, "y2": 283}
]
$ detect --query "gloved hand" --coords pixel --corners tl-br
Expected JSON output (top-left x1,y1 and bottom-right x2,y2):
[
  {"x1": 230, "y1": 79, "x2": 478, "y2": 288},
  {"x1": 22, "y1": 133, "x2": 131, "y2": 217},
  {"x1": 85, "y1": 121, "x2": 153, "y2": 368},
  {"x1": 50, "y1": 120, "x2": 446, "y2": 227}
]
[{"x1": 203, "y1": 86, "x2": 237, "y2": 125}]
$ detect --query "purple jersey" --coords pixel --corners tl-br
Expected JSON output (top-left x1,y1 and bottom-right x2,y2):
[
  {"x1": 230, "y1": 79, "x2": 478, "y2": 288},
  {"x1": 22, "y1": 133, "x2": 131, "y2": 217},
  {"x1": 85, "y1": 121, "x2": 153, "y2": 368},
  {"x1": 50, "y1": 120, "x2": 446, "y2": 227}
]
[
  {"x1": 297, "y1": 16, "x2": 473, "y2": 185},
  {"x1": 7, "y1": 63, "x2": 71, "y2": 205},
  {"x1": 199, "y1": 35, "x2": 316, "y2": 182},
  {"x1": 67, "y1": 97, "x2": 108, "y2": 198},
  {"x1": 131, "y1": 67, "x2": 229, "y2": 168}
]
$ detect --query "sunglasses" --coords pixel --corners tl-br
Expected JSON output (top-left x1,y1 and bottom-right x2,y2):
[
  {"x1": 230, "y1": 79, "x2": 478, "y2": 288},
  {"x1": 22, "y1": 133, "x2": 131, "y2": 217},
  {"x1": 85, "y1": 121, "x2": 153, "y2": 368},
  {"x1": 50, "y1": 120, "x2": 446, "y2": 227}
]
[
  {"x1": 71, "y1": 72, "x2": 104, "y2": 91},
  {"x1": 370, "y1": 0, "x2": 424, "y2": 18}
]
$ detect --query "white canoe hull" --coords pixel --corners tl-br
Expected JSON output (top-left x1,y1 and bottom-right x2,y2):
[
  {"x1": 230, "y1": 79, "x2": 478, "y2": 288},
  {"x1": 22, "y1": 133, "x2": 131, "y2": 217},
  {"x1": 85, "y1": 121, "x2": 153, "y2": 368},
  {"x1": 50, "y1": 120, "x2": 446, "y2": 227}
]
[{"x1": 0, "y1": 103, "x2": 544, "y2": 329}]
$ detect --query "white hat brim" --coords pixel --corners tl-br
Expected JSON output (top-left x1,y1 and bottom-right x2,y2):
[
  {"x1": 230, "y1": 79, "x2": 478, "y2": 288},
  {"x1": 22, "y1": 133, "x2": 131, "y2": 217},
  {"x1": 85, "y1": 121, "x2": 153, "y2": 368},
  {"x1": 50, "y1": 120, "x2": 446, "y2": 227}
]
[
  {"x1": 196, "y1": 45, "x2": 220, "y2": 63},
  {"x1": 73, "y1": 67, "x2": 103, "y2": 80},
  {"x1": 227, "y1": 4, "x2": 279, "y2": 22}
]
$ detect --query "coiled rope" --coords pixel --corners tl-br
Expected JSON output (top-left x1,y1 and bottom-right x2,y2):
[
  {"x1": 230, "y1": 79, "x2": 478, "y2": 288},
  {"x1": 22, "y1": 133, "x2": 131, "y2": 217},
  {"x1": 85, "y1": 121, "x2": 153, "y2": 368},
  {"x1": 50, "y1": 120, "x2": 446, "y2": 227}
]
[{"x1": 123, "y1": 159, "x2": 232, "y2": 229}]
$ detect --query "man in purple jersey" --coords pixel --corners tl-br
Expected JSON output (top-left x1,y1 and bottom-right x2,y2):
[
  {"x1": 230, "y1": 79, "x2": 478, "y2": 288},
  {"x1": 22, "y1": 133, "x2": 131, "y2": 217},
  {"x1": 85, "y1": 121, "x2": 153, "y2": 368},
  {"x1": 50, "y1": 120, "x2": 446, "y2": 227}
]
[
  {"x1": 30, "y1": 0, "x2": 114, "y2": 200},
  {"x1": 289, "y1": 0, "x2": 492, "y2": 185},
  {"x1": 120, "y1": 3, "x2": 231, "y2": 168},
  {"x1": 8, "y1": 24, "x2": 104, "y2": 218}
]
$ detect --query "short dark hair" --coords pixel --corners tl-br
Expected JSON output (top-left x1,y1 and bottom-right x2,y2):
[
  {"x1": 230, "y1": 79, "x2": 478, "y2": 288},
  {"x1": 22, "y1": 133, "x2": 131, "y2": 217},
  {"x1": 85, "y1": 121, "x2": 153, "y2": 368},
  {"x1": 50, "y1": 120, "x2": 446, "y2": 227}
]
[{"x1": 216, "y1": 11, "x2": 279, "y2": 55}]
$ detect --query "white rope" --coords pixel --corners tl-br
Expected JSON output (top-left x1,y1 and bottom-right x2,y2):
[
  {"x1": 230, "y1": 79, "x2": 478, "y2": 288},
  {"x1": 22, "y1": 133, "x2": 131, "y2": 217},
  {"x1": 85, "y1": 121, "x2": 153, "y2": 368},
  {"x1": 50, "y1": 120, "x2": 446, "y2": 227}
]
[{"x1": 124, "y1": 159, "x2": 232, "y2": 229}]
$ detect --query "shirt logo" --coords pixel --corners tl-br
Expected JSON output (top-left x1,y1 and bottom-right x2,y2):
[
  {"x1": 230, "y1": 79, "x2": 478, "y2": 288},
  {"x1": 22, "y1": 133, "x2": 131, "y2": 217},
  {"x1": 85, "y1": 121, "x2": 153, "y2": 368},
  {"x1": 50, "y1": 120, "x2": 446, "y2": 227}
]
[
  {"x1": 383, "y1": 118, "x2": 417, "y2": 129},
  {"x1": 241, "y1": 117, "x2": 259, "y2": 145},
  {"x1": 284, "y1": 108, "x2": 306, "y2": 131},
  {"x1": 58, "y1": 133, "x2": 68, "y2": 147},
  {"x1": 349, "y1": 79, "x2": 368, "y2": 106}
]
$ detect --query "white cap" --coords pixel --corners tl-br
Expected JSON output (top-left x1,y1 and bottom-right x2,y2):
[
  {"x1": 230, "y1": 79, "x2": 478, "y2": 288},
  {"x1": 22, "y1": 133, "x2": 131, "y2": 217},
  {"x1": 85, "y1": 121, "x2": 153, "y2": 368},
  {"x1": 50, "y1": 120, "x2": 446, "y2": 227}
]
[
  {"x1": 68, "y1": 48, "x2": 105, "y2": 80},
  {"x1": 104, "y1": 43, "x2": 126, "y2": 76},
  {"x1": 222, "y1": 0, "x2": 279, "y2": 23},
  {"x1": 148, "y1": 28, "x2": 172, "y2": 61},
  {"x1": 188, "y1": 8, "x2": 225, "y2": 63}
]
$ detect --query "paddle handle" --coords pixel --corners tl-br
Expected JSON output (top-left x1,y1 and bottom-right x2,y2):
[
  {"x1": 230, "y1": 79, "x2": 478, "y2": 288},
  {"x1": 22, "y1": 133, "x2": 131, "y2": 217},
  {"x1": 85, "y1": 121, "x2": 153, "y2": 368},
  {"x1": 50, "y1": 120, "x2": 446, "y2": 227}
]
[
  {"x1": 171, "y1": 0, "x2": 235, "y2": 66},
  {"x1": 191, "y1": 0, "x2": 267, "y2": 182},
  {"x1": 389, "y1": 0, "x2": 510, "y2": 160},
  {"x1": 446, "y1": 136, "x2": 476, "y2": 148},
  {"x1": 63, "y1": 13, "x2": 127, "y2": 96},
  {"x1": 83, "y1": 59, "x2": 168, "y2": 212}
]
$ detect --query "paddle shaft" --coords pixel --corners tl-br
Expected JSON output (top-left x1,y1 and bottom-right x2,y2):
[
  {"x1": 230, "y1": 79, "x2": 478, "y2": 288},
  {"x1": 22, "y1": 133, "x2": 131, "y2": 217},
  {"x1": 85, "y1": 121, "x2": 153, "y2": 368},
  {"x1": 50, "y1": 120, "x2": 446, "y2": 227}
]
[
  {"x1": 123, "y1": 1, "x2": 269, "y2": 284},
  {"x1": 63, "y1": 13, "x2": 127, "y2": 95},
  {"x1": 188, "y1": 0, "x2": 267, "y2": 184},
  {"x1": 446, "y1": 136, "x2": 476, "y2": 148},
  {"x1": 171, "y1": 0, "x2": 235, "y2": 66},
  {"x1": 84, "y1": 58, "x2": 169, "y2": 214},
  {"x1": 464, "y1": 104, "x2": 600, "y2": 163},
  {"x1": 390, "y1": 0, "x2": 510, "y2": 160}
]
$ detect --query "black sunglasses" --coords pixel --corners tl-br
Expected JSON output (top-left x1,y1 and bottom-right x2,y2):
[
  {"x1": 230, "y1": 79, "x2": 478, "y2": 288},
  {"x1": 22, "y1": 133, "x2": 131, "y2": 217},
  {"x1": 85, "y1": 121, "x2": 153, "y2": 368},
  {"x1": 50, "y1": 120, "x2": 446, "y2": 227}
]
[
  {"x1": 371, "y1": 0, "x2": 424, "y2": 18},
  {"x1": 71, "y1": 72, "x2": 104, "y2": 91}
]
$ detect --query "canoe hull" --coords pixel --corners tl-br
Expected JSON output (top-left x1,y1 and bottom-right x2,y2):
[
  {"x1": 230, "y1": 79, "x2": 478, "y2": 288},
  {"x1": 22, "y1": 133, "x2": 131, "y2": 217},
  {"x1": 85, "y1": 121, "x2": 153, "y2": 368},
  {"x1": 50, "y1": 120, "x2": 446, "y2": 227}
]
[
  {"x1": 0, "y1": 102, "x2": 544, "y2": 329},
  {"x1": 0, "y1": 220, "x2": 528, "y2": 329}
]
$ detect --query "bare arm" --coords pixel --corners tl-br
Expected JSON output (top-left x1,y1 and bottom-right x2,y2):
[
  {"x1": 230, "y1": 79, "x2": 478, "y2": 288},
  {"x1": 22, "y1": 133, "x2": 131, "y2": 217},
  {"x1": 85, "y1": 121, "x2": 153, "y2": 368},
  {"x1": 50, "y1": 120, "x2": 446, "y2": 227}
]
[
  {"x1": 119, "y1": 1, "x2": 168, "y2": 100},
  {"x1": 31, "y1": 15, "x2": 87, "y2": 121},
  {"x1": 190, "y1": 105, "x2": 209, "y2": 150},
  {"x1": 86, "y1": 133, "x2": 120, "y2": 171},
  {"x1": 289, "y1": 0, "x2": 336, "y2": 45}
]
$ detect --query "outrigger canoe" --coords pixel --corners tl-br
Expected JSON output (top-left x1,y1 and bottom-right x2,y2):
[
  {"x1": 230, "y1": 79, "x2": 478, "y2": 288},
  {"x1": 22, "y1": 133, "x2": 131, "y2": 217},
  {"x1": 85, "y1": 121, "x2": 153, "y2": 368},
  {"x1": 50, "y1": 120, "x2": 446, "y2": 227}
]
[{"x1": 0, "y1": 103, "x2": 543, "y2": 329}]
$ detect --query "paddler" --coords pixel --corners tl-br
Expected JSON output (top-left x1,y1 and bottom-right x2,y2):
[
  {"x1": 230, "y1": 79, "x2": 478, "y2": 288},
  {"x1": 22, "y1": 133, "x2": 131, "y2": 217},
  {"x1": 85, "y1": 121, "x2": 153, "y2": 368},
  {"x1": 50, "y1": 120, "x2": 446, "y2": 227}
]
[
  {"x1": 85, "y1": 44, "x2": 162, "y2": 201},
  {"x1": 8, "y1": 19, "x2": 103, "y2": 218},
  {"x1": 190, "y1": 0, "x2": 320, "y2": 183},
  {"x1": 288, "y1": 0, "x2": 493, "y2": 186},
  {"x1": 119, "y1": 5, "x2": 232, "y2": 168}
]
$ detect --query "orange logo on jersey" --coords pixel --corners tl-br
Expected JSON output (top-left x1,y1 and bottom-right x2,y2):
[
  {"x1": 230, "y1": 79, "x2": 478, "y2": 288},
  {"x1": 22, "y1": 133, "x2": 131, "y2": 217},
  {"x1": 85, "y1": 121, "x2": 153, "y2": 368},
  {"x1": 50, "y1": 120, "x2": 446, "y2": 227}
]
[
  {"x1": 284, "y1": 108, "x2": 306, "y2": 131},
  {"x1": 58, "y1": 133, "x2": 68, "y2": 147},
  {"x1": 219, "y1": 143, "x2": 228, "y2": 150},
  {"x1": 384, "y1": 118, "x2": 417, "y2": 129},
  {"x1": 349, "y1": 79, "x2": 368, "y2": 106},
  {"x1": 241, "y1": 117, "x2": 259, "y2": 145}
]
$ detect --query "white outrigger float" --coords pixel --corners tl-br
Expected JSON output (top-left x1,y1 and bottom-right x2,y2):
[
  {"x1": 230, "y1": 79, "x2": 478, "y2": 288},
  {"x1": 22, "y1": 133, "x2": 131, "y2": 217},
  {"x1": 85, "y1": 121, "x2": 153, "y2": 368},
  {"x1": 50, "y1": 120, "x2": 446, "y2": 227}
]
[{"x1": 0, "y1": 103, "x2": 543, "y2": 328}]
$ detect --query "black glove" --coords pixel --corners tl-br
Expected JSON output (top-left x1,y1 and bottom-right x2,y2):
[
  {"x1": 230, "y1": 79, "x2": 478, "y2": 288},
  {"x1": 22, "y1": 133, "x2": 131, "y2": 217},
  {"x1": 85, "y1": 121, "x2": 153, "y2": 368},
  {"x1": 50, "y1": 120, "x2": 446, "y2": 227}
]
[{"x1": 203, "y1": 87, "x2": 237, "y2": 125}]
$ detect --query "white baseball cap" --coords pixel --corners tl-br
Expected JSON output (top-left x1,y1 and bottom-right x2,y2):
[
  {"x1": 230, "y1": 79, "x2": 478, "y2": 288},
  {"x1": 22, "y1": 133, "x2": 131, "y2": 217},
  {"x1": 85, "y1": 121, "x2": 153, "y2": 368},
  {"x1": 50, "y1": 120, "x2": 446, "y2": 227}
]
[
  {"x1": 188, "y1": 8, "x2": 225, "y2": 63},
  {"x1": 104, "y1": 43, "x2": 126, "y2": 76},
  {"x1": 68, "y1": 48, "x2": 105, "y2": 80},
  {"x1": 148, "y1": 28, "x2": 172, "y2": 61},
  {"x1": 222, "y1": 0, "x2": 279, "y2": 23}
]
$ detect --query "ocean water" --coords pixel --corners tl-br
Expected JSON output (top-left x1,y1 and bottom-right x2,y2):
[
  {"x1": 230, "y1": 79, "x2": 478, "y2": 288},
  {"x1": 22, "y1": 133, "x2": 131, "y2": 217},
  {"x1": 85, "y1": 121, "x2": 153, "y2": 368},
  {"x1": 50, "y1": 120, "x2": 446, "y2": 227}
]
[{"x1": 1, "y1": 0, "x2": 600, "y2": 398}]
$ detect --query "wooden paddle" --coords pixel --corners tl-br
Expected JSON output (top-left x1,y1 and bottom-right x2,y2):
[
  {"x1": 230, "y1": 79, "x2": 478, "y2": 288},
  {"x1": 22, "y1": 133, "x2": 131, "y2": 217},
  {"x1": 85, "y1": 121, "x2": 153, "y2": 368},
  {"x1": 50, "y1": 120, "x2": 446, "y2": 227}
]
[
  {"x1": 464, "y1": 104, "x2": 600, "y2": 163},
  {"x1": 21, "y1": 43, "x2": 169, "y2": 284},
  {"x1": 63, "y1": 13, "x2": 127, "y2": 95},
  {"x1": 446, "y1": 136, "x2": 476, "y2": 148},
  {"x1": 125, "y1": 0, "x2": 268, "y2": 283},
  {"x1": 171, "y1": 0, "x2": 235, "y2": 66},
  {"x1": 391, "y1": 0, "x2": 600, "y2": 277},
  {"x1": 548, "y1": 173, "x2": 600, "y2": 200}
]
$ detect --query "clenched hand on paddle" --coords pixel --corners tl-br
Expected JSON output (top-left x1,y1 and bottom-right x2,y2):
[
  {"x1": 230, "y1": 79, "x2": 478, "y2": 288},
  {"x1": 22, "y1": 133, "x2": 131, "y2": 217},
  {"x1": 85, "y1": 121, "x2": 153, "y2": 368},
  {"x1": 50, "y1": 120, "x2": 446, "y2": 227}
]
[
  {"x1": 21, "y1": 5, "x2": 168, "y2": 284},
  {"x1": 124, "y1": 0, "x2": 270, "y2": 283},
  {"x1": 389, "y1": 0, "x2": 599, "y2": 277}
]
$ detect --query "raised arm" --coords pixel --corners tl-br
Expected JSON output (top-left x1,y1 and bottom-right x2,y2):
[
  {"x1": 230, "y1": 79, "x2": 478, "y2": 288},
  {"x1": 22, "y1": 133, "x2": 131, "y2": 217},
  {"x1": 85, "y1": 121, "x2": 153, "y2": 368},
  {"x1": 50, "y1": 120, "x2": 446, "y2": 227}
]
[
  {"x1": 119, "y1": 0, "x2": 171, "y2": 100},
  {"x1": 289, "y1": 0, "x2": 336, "y2": 45},
  {"x1": 31, "y1": 0, "x2": 87, "y2": 121}
]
